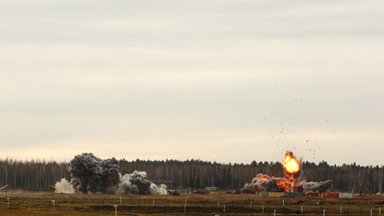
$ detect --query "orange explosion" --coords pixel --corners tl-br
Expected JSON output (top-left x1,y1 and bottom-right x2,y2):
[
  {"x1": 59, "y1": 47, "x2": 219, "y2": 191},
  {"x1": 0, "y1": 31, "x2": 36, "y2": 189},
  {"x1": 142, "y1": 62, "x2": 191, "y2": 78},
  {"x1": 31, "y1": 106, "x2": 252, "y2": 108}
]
[
  {"x1": 282, "y1": 151, "x2": 301, "y2": 192},
  {"x1": 275, "y1": 178, "x2": 292, "y2": 192},
  {"x1": 282, "y1": 151, "x2": 301, "y2": 175}
]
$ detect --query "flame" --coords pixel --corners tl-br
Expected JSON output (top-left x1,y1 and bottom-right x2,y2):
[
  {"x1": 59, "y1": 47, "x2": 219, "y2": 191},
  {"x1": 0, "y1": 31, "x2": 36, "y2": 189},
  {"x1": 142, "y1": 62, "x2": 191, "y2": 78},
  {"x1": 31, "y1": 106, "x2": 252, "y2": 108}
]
[
  {"x1": 282, "y1": 151, "x2": 301, "y2": 192},
  {"x1": 276, "y1": 178, "x2": 291, "y2": 192},
  {"x1": 249, "y1": 151, "x2": 302, "y2": 193},
  {"x1": 282, "y1": 151, "x2": 301, "y2": 175}
]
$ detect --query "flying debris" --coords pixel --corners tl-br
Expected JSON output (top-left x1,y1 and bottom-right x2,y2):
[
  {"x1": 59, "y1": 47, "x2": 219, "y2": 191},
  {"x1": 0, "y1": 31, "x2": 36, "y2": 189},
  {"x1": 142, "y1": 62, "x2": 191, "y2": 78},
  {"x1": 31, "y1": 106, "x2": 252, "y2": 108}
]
[
  {"x1": 55, "y1": 153, "x2": 168, "y2": 195},
  {"x1": 0, "y1": 185, "x2": 9, "y2": 191},
  {"x1": 0, "y1": 185, "x2": 9, "y2": 197}
]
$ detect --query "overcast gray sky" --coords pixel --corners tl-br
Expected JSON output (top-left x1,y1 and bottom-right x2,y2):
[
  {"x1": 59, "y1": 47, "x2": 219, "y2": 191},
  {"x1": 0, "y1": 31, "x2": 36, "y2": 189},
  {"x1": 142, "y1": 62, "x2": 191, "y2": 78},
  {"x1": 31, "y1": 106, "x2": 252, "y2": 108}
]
[{"x1": 0, "y1": 0, "x2": 383, "y2": 165}]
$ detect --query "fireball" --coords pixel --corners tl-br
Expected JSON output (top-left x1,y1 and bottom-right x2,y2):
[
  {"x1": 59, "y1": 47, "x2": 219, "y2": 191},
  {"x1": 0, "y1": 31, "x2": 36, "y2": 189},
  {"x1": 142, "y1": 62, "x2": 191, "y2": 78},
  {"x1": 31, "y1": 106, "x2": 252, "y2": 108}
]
[{"x1": 282, "y1": 151, "x2": 301, "y2": 175}]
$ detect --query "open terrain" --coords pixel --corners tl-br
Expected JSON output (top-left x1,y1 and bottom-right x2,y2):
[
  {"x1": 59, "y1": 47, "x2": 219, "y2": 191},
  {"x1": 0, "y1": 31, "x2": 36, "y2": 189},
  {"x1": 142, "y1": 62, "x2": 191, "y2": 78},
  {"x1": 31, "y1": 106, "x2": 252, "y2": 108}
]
[{"x1": 0, "y1": 191, "x2": 383, "y2": 216}]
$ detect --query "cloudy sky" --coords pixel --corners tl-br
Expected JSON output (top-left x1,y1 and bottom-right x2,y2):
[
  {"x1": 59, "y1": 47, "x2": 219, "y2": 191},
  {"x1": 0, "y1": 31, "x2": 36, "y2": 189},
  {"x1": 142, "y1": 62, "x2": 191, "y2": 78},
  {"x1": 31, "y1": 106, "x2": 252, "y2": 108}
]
[{"x1": 0, "y1": 0, "x2": 383, "y2": 165}]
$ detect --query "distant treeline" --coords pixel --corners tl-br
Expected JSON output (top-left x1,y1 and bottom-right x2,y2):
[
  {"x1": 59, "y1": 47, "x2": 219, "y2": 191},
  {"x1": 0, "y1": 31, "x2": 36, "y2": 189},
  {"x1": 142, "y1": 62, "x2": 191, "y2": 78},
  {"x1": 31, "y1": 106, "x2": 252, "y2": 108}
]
[{"x1": 0, "y1": 159, "x2": 382, "y2": 193}]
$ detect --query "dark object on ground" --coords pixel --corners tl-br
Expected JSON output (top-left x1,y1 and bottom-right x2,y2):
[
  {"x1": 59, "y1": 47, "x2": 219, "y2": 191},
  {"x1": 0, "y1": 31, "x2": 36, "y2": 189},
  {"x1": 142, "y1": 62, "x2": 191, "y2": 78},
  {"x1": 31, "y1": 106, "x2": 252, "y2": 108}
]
[
  {"x1": 227, "y1": 190, "x2": 241, "y2": 194},
  {"x1": 167, "y1": 189, "x2": 180, "y2": 196},
  {"x1": 193, "y1": 189, "x2": 209, "y2": 194}
]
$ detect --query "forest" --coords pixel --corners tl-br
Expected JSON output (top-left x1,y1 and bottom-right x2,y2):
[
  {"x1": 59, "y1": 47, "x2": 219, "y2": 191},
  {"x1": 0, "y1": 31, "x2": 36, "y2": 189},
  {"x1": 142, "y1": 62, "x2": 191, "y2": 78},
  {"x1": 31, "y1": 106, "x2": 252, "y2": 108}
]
[{"x1": 0, "y1": 158, "x2": 382, "y2": 194}]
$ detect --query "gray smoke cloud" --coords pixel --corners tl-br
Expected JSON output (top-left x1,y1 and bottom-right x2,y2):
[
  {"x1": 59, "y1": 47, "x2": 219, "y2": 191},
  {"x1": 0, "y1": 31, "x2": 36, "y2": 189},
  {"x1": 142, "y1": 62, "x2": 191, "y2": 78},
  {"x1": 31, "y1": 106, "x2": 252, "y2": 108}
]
[
  {"x1": 55, "y1": 178, "x2": 75, "y2": 194},
  {"x1": 117, "y1": 171, "x2": 168, "y2": 195},
  {"x1": 55, "y1": 153, "x2": 168, "y2": 195},
  {"x1": 241, "y1": 173, "x2": 333, "y2": 193},
  {"x1": 300, "y1": 180, "x2": 334, "y2": 193},
  {"x1": 68, "y1": 153, "x2": 120, "y2": 193},
  {"x1": 240, "y1": 174, "x2": 288, "y2": 193}
]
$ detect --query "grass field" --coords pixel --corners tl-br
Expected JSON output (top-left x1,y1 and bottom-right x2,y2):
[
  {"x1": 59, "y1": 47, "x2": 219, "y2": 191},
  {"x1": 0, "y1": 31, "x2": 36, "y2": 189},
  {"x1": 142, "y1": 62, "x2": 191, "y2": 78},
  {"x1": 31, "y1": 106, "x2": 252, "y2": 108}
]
[{"x1": 0, "y1": 191, "x2": 383, "y2": 216}]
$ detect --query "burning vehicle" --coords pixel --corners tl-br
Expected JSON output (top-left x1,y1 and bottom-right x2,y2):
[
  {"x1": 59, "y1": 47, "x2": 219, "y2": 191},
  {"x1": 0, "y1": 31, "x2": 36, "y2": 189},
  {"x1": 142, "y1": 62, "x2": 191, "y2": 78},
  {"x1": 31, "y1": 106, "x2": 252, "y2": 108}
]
[{"x1": 241, "y1": 151, "x2": 333, "y2": 194}]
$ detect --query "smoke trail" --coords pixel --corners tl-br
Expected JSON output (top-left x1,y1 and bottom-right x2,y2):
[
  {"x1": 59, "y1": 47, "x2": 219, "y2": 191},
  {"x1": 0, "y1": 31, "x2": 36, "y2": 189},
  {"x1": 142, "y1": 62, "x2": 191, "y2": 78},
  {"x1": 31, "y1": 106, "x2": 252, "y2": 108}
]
[{"x1": 55, "y1": 153, "x2": 168, "y2": 195}]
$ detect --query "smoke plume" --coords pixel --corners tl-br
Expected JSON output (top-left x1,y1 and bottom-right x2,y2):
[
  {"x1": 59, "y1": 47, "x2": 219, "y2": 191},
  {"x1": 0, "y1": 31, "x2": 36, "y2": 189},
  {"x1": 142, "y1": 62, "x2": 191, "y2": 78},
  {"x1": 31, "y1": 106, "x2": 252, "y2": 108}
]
[
  {"x1": 55, "y1": 178, "x2": 76, "y2": 194},
  {"x1": 55, "y1": 153, "x2": 168, "y2": 195}
]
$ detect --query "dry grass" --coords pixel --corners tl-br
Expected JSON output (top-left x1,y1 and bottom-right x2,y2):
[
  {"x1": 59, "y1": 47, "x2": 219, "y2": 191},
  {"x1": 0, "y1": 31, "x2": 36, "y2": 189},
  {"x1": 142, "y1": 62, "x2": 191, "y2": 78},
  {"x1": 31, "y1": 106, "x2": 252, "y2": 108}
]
[{"x1": 0, "y1": 191, "x2": 382, "y2": 215}]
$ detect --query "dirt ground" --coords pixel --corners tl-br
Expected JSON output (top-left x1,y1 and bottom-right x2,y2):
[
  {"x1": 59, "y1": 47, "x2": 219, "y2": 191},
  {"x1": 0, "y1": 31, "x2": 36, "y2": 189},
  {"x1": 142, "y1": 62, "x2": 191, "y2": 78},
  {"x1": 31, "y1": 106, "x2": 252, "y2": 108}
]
[{"x1": 0, "y1": 191, "x2": 383, "y2": 215}]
